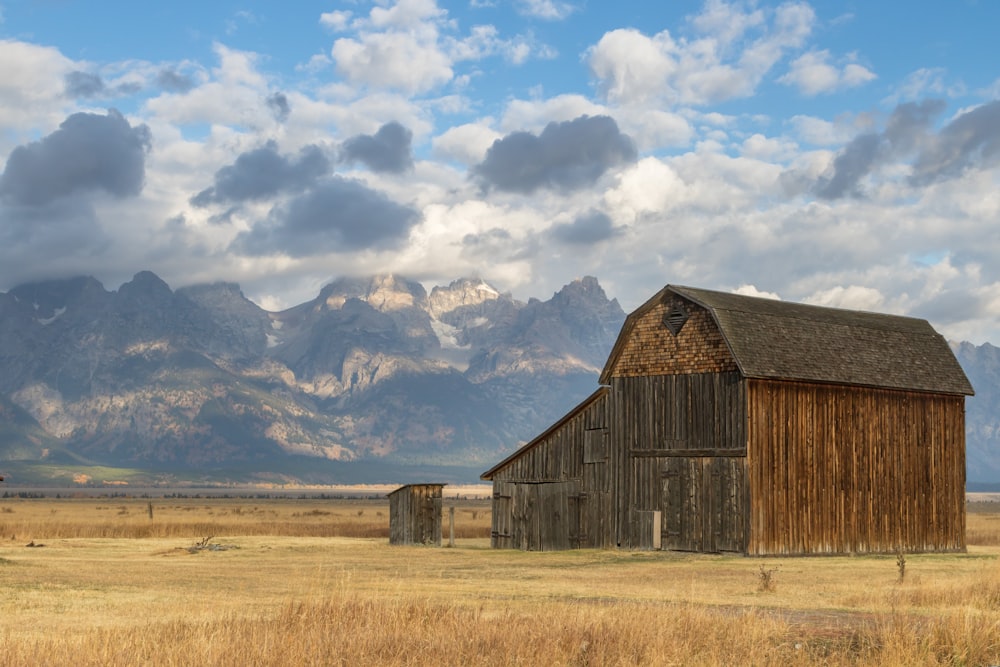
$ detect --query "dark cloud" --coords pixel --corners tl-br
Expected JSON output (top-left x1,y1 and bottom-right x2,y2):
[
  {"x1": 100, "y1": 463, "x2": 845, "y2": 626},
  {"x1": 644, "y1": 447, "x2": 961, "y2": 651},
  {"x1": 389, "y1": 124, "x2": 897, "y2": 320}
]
[
  {"x1": 549, "y1": 210, "x2": 622, "y2": 245},
  {"x1": 156, "y1": 69, "x2": 195, "y2": 93},
  {"x1": 811, "y1": 100, "x2": 946, "y2": 199},
  {"x1": 0, "y1": 197, "x2": 110, "y2": 281},
  {"x1": 884, "y1": 99, "x2": 946, "y2": 153},
  {"x1": 0, "y1": 109, "x2": 151, "y2": 207},
  {"x1": 231, "y1": 177, "x2": 419, "y2": 257},
  {"x1": 462, "y1": 227, "x2": 512, "y2": 247},
  {"x1": 65, "y1": 72, "x2": 141, "y2": 99},
  {"x1": 813, "y1": 133, "x2": 881, "y2": 199},
  {"x1": 473, "y1": 115, "x2": 637, "y2": 194},
  {"x1": 911, "y1": 100, "x2": 1000, "y2": 185},
  {"x1": 191, "y1": 141, "x2": 330, "y2": 207},
  {"x1": 340, "y1": 122, "x2": 414, "y2": 173},
  {"x1": 65, "y1": 71, "x2": 106, "y2": 98},
  {"x1": 267, "y1": 92, "x2": 290, "y2": 122},
  {"x1": 808, "y1": 99, "x2": 1000, "y2": 199}
]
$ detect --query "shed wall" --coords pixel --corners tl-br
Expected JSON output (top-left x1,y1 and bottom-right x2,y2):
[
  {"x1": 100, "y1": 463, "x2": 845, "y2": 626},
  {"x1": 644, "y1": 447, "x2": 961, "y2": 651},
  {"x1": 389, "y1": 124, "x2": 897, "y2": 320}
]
[
  {"x1": 746, "y1": 380, "x2": 966, "y2": 555},
  {"x1": 389, "y1": 484, "x2": 443, "y2": 546},
  {"x1": 489, "y1": 392, "x2": 611, "y2": 549}
]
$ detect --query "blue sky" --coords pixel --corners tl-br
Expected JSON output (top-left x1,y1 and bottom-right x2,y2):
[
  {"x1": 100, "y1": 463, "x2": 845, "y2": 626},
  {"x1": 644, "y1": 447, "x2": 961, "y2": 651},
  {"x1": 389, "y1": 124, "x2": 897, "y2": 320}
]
[{"x1": 1, "y1": 0, "x2": 1000, "y2": 343}]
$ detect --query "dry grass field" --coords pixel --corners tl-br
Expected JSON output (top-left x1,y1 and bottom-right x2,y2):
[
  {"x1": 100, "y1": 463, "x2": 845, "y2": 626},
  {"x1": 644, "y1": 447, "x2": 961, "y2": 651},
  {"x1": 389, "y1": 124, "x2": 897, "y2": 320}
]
[{"x1": 0, "y1": 493, "x2": 998, "y2": 665}]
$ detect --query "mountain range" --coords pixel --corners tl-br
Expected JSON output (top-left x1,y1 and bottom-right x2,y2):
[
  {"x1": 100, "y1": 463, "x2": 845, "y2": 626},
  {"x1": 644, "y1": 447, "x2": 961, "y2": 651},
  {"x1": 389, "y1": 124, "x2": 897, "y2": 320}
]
[
  {"x1": 0, "y1": 271, "x2": 997, "y2": 487},
  {"x1": 0, "y1": 272, "x2": 624, "y2": 484}
]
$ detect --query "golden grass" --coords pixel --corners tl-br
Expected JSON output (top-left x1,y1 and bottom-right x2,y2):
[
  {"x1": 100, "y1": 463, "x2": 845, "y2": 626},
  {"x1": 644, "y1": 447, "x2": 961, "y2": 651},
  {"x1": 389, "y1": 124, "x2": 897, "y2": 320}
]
[
  {"x1": 0, "y1": 496, "x2": 491, "y2": 540},
  {"x1": 0, "y1": 496, "x2": 998, "y2": 665}
]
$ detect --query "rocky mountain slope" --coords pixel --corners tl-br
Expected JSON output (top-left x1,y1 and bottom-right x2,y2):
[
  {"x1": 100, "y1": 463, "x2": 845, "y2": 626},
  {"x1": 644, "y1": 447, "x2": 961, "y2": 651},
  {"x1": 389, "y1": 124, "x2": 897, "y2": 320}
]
[
  {"x1": 0, "y1": 272, "x2": 623, "y2": 482},
  {"x1": 0, "y1": 271, "x2": 997, "y2": 486},
  {"x1": 952, "y1": 342, "x2": 1000, "y2": 486}
]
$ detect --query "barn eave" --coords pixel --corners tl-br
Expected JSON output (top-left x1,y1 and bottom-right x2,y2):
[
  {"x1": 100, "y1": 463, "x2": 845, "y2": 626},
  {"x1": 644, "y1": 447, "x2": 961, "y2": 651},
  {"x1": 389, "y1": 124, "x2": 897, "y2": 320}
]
[{"x1": 480, "y1": 386, "x2": 609, "y2": 481}]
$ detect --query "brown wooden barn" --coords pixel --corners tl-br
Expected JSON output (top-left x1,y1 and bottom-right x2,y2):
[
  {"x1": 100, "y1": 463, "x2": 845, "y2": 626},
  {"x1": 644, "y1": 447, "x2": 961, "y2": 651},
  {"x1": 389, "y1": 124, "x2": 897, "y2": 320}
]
[
  {"x1": 481, "y1": 285, "x2": 974, "y2": 555},
  {"x1": 388, "y1": 483, "x2": 445, "y2": 546}
]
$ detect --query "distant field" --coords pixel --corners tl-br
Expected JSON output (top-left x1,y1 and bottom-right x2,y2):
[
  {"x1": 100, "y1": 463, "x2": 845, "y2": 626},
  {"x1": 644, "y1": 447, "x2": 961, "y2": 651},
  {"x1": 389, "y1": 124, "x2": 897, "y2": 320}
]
[{"x1": 0, "y1": 496, "x2": 998, "y2": 665}]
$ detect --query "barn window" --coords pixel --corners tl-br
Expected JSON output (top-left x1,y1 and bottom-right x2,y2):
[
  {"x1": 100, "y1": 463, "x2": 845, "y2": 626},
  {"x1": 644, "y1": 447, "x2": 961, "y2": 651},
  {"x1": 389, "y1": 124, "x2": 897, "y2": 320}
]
[{"x1": 662, "y1": 305, "x2": 689, "y2": 335}]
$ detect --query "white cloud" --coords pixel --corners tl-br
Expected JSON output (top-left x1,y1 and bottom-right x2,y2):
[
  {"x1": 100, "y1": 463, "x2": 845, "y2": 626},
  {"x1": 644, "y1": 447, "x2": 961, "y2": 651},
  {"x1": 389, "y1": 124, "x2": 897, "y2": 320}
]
[
  {"x1": 884, "y1": 67, "x2": 965, "y2": 105},
  {"x1": 327, "y1": 0, "x2": 553, "y2": 96},
  {"x1": 0, "y1": 40, "x2": 77, "y2": 137},
  {"x1": 587, "y1": 2, "x2": 815, "y2": 106},
  {"x1": 740, "y1": 133, "x2": 798, "y2": 161},
  {"x1": 498, "y1": 94, "x2": 607, "y2": 133},
  {"x1": 603, "y1": 157, "x2": 691, "y2": 222},
  {"x1": 515, "y1": 0, "x2": 576, "y2": 20},
  {"x1": 319, "y1": 10, "x2": 352, "y2": 32},
  {"x1": 332, "y1": 31, "x2": 454, "y2": 94},
  {"x1": 788, "y1": 114, "x2": 859, "y2": 146},
  {"x1": 143, "y1": 45, "x2": 270, "y2": 131},
  {"x1": 432, "y1": 122, "x2": 502, "y2": 165},
  {"x1": 734, "y1": 284, "x2": 782, "y2": 299},
  {"x1": 779, "y1": 49, "x2": 875, "y2": 95},
  {"x1": 805, "y1": 285, "x2": 885, "y2": 311}
]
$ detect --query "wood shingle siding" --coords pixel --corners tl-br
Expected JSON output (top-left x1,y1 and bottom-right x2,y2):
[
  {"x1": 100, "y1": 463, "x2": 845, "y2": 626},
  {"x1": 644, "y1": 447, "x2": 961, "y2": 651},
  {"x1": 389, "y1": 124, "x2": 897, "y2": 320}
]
[{"x1": 483, "y1": 284, "x2": 973, "y2": 555}]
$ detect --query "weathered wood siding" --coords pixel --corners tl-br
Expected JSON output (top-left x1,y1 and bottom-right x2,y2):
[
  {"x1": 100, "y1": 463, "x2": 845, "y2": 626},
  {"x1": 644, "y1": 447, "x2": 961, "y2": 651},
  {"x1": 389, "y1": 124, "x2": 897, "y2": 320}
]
[
  {"x1": 489, "y1": 391, "x2": 612, "y2": 549},
  {"x1": 605, "y1": 296, "x2": 738, "y2": 378},
  {"x1": 388, "y1": 484, "x2": 444, "y2": 546},
  {"x1": 491, "y1": 480, "x2": 582, "y2": 550},
  {"x1": 613, "y1": 372, "x2": 746, "y2": 453},
  {"x1": 746, "y1": 380, "x2": 966, "y2": 555},
  {"x1": 608, "y1": 371, "x2": 748, "y2": 549}
]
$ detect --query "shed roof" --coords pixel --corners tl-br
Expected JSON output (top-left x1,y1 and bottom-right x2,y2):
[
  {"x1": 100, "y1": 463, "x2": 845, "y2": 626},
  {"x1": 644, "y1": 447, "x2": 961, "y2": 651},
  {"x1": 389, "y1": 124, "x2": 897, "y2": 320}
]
[
  {"x1": 388, "y1": 483, "x2": 446, "y2": 498},
  {"x1": 600, "y1": 285, "x2": 974, "y2": 396}
]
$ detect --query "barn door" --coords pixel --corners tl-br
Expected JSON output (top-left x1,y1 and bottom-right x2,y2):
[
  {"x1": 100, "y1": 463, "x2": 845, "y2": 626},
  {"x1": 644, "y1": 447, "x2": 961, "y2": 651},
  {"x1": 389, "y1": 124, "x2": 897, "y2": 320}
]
[
  {"x1": 661, "y1": 457, "x2": 702, "y2": 551},
  {"x1": 509, "y1": 481, "x2": 582, "y2": 551},
  {"x1": 661, "y1": 457, "x2": 746, "y2": 552}
]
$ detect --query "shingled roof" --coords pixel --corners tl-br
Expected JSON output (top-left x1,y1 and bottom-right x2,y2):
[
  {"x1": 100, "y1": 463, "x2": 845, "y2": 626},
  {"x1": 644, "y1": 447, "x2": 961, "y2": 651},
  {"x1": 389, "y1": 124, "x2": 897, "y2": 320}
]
[{"x1": 601, "y1": 285, "x2": 974, "y2": 396}]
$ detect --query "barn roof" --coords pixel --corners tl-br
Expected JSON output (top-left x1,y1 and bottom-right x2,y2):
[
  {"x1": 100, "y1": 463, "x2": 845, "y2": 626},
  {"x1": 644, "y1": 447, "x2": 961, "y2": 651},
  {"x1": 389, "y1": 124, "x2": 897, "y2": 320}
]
[
  {"x1": 480, "y1": 387, "x2": 608, "y2": 480},
  {"x1": 600, "y1": 285, "x2": 974, "y2": 396}
]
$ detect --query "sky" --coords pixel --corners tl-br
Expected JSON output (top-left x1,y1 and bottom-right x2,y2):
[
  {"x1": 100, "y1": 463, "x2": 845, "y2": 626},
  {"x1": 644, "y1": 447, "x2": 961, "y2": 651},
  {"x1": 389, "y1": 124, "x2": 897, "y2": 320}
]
[{"x1": 1, "y1": 1, "x2": 999, "y2": 344}]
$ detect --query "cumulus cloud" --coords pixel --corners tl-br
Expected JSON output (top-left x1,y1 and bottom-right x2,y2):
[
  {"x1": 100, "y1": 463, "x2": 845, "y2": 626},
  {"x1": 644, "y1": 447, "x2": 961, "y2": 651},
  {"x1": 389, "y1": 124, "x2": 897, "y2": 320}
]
[
  {"x1": 0, "y1": 40, "x2": 78, "y2": 131},
  {"x1": 328, "y1": 0, "x2": 554, "y2": 95},
  {"x1": 334, "y1": 33, "x2": 453, "y2": 94},
  {"x1": 587, "y1": 1, "x2": 814, "y2": 106},
  {"x1": 191, "y1": 142, "x2": 330, "y2": 207},
  {"x1": 231, "y1": 177, "x2": 419, "y2": 256},
  {"x1": 473, "y1": 115, "x2": 636, "y2": 193},
  {"x1": 805, "y1": 284, "x2": 885, "y2": 311},
  {"x1": 433, "y1": 123, "x2": 503, "y2": 165},
  {"x1": 779, "y1": 50, "x2": 876, "y2": 95},
  {"x1": 340, "y1": 121, "x2": 414, "y2": 173},
  {"x1": 0, "y1": 109, "x2": 151, "y2": 206}
]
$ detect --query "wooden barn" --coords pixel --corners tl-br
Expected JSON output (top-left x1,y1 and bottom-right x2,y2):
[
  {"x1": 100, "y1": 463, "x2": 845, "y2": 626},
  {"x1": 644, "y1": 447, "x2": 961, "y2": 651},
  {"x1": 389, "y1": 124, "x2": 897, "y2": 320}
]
[
  {"x1": 481, "y1": 285, "x2": 974, "y2": 555},
  {"x1": 388, "y1": 483, "x2": 445, "y2": 546}
]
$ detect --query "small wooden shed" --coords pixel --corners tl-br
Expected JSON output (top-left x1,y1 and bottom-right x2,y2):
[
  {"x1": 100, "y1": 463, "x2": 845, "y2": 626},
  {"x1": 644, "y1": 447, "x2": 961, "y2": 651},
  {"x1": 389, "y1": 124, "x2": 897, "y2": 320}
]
[
  {"x1": 388, "y1": 483, "x2": 445, "y2": 546},
  {"x1": 482, "y1": 285, "x2": 974, "y2": 555}
]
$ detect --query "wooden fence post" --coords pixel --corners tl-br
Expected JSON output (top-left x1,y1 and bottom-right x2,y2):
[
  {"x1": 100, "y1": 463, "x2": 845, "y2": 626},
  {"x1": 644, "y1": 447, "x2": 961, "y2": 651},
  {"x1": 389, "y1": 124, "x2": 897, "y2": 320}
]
[{"x1": 449, "y1": 506, "x2": 455, "y2": 547}]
